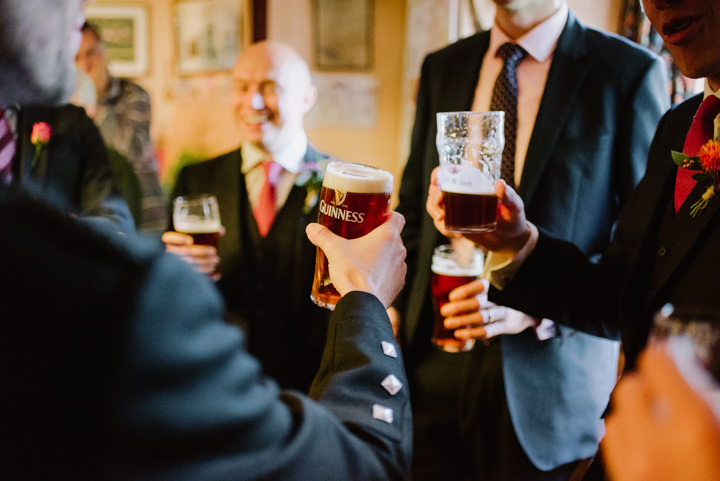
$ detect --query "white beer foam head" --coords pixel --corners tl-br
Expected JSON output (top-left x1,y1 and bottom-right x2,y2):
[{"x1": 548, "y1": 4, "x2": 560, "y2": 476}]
[
  {"x1": 431, "y1": 246, "x2": 483, "y2": 276},
  {"x1": 174, "y1": 217, "x2": 222, "y2": 233},
  {"x1": 324, "y1": 161, "x2": 393, "y2": 193}
]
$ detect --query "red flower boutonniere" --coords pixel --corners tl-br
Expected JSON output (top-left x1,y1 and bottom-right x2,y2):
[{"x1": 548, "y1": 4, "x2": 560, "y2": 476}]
[
  {"x1": 672, "y1": 139, "x2": 720, "y2": 217},
  {"x1": 30, "y1": 122, "x2": 51, "y2": 167}
]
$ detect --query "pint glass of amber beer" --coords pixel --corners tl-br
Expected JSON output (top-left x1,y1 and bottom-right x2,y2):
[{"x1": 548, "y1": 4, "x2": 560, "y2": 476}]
[
  {"x1": 436, "y1": 111, "x2": 504, "y2": 232},
  {"x1": 431, "y1": 244, "x2": 483, "y2": 352},
  {"x1": 172, "y1": 194, "x2": 222, "y2": 248},
  {"x1": 310, "y1": 161, "x2": 394, "y2": 310}
]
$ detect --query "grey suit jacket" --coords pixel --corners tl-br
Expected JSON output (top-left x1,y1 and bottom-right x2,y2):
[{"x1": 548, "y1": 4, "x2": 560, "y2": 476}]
[{"x1": 395, "y1": 11, "x2": 669, "y2": 469}]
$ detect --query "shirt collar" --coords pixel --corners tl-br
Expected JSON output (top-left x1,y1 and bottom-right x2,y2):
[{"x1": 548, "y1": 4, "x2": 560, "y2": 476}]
[
  {"x1": 490, "y1": 2, "x2": 568, "y2": 63},
  {"x1": 241, "y1": 131, "x2": 308, "y2": 174},
  {"x1": 704, "y1": 80, "x2": 720, "y2": 100}
]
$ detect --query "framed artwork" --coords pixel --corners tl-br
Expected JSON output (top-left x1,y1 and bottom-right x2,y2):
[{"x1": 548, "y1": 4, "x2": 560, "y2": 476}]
[
  {"x1": 312, "y1": 0, "x2": 374, "y2": 71},
  {"x1": 86, "y1": 3, "x2": 150, "y2": 78},
  {"x1": 173, "y1": 0, "x2": 249, "y2": 75}
]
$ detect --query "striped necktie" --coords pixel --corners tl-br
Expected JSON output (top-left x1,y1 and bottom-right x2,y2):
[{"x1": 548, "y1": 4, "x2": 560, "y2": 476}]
[
  {"x1": 0, "y1": 110, "x2": 15, "y2": 184},
  {"x1": 489, "y1": 43, "x2": 528, "y2": 189}
]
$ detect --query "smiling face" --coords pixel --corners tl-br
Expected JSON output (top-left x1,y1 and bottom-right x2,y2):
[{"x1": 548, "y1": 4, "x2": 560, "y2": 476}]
[
  {"x1": 642, "y1": 0, "x2": 720, "y2": 89},
  {"x1": 229, "y1": 41, "x2": 317, "y2": 154},
  {"x1": 0, "y1": 0, "x2": 88, "y2": 106}
]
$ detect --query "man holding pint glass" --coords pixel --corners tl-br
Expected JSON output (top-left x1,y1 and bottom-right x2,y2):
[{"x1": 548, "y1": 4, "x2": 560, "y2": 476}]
[
  {"x1": 162, "y1": 41, "x2": 341, "y2": 393},
  {"x1": 392, "y1": 0, "x2": 670, "y2": 479}
]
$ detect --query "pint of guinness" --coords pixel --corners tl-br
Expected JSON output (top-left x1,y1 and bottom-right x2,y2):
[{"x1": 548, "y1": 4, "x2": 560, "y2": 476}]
[
  {"x1": 436, "y1": 111, "x2": 504, "y2": 233},
  {"x1": 311, "y1": 161, "x2": 394, "y2": 310}
]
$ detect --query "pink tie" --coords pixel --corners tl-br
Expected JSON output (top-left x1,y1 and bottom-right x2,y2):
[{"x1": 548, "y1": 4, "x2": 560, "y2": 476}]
[
  {"x1": 254, "y1": 160, "x2": 282, "y2": 237},
  {"x1": 675, "y1": 96, "x2": 720, "y2": 211},
  {"x1": 0, "y1": 110, "x2": 15, "y2": 184}
]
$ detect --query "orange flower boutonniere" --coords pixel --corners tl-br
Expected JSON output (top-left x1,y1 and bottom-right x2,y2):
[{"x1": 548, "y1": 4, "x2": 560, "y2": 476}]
[
  {"x1": 672, "y1": 139, "x2": 720, "y2": 217},
  {"x1": 30, "y1": 122, "x2": 51, "y2": 167}
]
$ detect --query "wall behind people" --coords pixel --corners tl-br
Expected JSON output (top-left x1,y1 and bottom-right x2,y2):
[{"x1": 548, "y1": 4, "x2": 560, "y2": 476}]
[{"x1": 86, "y1": 0, "x2": 620, "y2": 202}]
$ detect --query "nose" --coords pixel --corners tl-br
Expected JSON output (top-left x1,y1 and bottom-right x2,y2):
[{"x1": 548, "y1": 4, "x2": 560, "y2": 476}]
[{"x1": 251, "y1": 91, "x2": 265, "y2": 109}]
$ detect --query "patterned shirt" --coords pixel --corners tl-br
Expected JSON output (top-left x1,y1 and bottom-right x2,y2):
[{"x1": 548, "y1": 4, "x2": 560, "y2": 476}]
[{"x1": 95, "y1": 77, "x2": 167, "y2": 235}]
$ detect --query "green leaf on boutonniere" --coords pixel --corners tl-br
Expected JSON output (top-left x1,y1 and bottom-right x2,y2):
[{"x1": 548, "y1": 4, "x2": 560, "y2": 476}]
[{"x1": 672, "y1": 150, "x2": 701, "y2": 168}]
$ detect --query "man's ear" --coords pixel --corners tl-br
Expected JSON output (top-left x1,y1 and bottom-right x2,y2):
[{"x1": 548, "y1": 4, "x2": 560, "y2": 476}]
[{"x1": 302, "y1": 85, "x2": 318, "y2": 114}]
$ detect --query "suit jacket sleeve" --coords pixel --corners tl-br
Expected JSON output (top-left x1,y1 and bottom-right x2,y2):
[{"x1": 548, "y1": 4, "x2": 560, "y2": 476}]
[
  {"x1": 110, "y1": 249, "x2": 411, "y2": 480},
  {"x1": 73, "y1": 109, "x2": 135, "y2": 232}
]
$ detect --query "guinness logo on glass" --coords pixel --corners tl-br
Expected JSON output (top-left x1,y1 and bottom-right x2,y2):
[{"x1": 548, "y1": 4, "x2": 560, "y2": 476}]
[{"x1": 334, "y1": 189, "x2": 347, "y2": 206}]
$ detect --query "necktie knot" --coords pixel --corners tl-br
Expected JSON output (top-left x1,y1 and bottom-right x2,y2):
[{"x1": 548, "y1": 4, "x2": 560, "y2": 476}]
[
  {"x1": 263, "y1": 159, "x2": 283, "y2": 185},
  {"x1": 693, "y1": 95, "x2": 720, "y2": 123},
  {"x1": 496, "y1": 43, "x2": 528, "y2": 69}
]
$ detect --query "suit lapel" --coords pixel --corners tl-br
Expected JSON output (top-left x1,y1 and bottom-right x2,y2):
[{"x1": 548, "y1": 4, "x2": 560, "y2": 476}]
[
  {"x1": 218, "y1": 149, "x2": 244, "y2": 255},
  {"x1": 14, "y1": 111, "x2": 46, "y2": 186},
  {"x1": 519, "y1": 12, "x2": 588, "y2": 203},
  {"x1": 438, "y1": 33, "x2": 488, "y2": 112}
]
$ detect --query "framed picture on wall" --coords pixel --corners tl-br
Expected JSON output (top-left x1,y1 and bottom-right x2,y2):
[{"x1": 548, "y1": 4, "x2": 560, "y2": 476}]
[
  {"x1": 173, "y1": 0, "x2": 250, "y2": 75},
  {"x1": 312, "y1": 0, "x2": 374, "y2": 71},
  {"x1": 86, "y1": 3, "x2": 150, "y2": 78}
]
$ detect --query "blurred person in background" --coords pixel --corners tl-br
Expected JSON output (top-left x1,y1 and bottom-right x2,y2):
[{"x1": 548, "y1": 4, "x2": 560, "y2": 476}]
[{"x1": 76, "y1": 21, "x2": 167, "y2": 235}]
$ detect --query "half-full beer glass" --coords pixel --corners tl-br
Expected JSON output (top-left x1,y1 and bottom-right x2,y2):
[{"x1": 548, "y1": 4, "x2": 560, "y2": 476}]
[
  {"x1": 172, "y1": 194, "x2": 222, "y2": 248},
  {"x1": 431, "y1": 244, "x2": 483, "y2": 352},
  {"x1": 436, "y1": 111, "x2": 504, "y2": 232},
  {"x1": 311, "y1": 161, "x2": 394, "y2": 310}
]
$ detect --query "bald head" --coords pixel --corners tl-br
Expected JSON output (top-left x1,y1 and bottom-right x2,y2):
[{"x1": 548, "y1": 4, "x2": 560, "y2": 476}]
[
  {"x1": 236, "y1": 41, "x2": 313, "y2": 91},
  {"x1": 230, "y1": 40, "x2": 317, "y2": 153}
]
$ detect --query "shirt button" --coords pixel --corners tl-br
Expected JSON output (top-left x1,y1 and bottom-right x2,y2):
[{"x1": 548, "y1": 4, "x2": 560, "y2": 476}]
[{"x1": 657, "y1": 246, "x2": 667, "y2": 257}]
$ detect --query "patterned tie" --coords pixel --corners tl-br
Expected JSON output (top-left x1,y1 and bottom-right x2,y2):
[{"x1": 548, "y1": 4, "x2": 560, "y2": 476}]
[
  {"x1": 489, "y1": 43, "x2": 528, "y2": 188},
  {"x1": 674, "y1": 95, "x2": 720, "y2": 212},
  {"x1": 0, "y1": 110, "x2": 15, "y2": 184},
  {"x1": 254, "y1": 160, "x2": 283, "y2": 237}
]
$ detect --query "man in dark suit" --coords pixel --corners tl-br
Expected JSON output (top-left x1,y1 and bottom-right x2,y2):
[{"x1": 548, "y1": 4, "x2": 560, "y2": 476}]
[
  {"x1": 163, "y1": 40, "x2": 334, "y2": 392},
  {"x1": 0, "y1": 1, "x2": 412, "y2": 477},
  {"x1": 393, "y1": 0, "x2": 669, "y2": 479},
  {"x1": 8, "y1": 103, "x2": 134, "y2": 232},
  {"x1": 425, "y1": 0, "x2": 720, "y2": 474}
]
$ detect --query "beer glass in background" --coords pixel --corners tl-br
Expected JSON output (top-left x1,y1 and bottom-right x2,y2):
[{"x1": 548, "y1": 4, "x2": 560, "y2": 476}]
[
  {"x1": 311, "y1": 161, "x2": 394, "y2": 310},
  {"x1": 649, "y1": 303, "x2": 720, "y2": 416},
  {"x1": 431, "y1": 244, "x2": 483, "y2": 352},
  {"x1": 436, "y1": 111, "x2": 504, "y2": 232},
  {"x1": 172, "y1": 194, "x2": 222, "y2": 248}
]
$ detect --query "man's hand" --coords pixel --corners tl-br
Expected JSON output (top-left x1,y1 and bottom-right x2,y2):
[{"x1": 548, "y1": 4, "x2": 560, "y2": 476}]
[
  {"x1": 161, "y1": 231, "x2": 221, "y2": 281},
  {"x1": 603, "y1": 346, "x2": 720, "y2": 481},
  {"x1": 426, "y1": 167, "x2": 532, "y2": 256},
  {"x1": 306, "y1": 212, "x2": 407, "y2": 308}
]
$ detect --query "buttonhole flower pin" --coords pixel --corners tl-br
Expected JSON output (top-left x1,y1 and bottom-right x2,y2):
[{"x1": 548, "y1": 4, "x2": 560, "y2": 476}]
[
  {"x1": 296, "y1": 159, "x2": 329, "y2": 215},
  {"x1": 31, "y1": 122, "x2": 52, "y2": 168},
  {"x1": 672, "y1": 139, "x2": 720, "y2": 218}
]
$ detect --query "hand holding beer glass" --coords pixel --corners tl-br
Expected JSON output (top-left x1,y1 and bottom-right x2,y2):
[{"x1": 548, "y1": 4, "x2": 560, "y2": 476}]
[
  {"x1": 310, "y1": 161, "x2": 394, "y2": 310},
  {"x1": 430, "y1": 244, "x2": 483, "y2": 352},
  {"x1": 436, "y1": 111, "x2": 504, "y2": 233},
  {"x1": 164, "y1": 194, "x2": 222, "y2": 278}
]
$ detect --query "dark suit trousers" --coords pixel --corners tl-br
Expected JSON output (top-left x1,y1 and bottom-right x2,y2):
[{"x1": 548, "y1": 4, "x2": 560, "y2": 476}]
[{"x1": 410, "y1": 340, "x2": 585, "y2": 481}]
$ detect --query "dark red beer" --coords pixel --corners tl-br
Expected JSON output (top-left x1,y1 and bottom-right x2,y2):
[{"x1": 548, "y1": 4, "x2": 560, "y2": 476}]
[
  {"x1": 442, "y1": 191, "x2": 498, "y2": 233},
  {"x1": 430, "y1": 244, "x2": 482, "y2": 352},
  {"x1": 311, "y1": 162, "x2": 393, "y2": 310}
]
